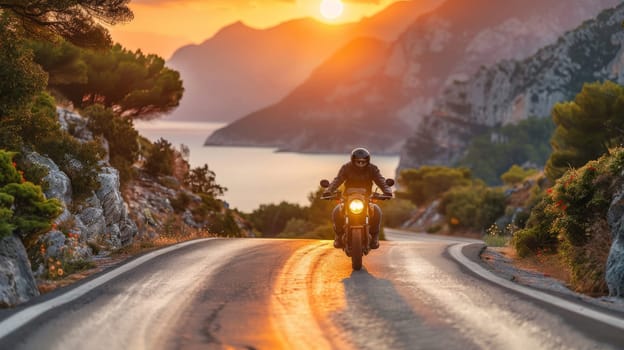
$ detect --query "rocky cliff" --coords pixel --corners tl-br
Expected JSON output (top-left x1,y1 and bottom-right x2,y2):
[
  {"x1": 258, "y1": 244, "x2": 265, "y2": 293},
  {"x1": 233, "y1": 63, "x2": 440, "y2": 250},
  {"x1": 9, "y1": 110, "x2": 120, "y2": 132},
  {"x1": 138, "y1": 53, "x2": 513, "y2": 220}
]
[
  {"x1": 206, "y1": 0, "x2": 618, "y2": 155},
  {"x1": 607, "y1": 178, "x2": 624, "y2": 297},
  {"x1": 399, "y1": 3, "x2": 624, "y2": 170},
  {"x1": 0, "y1": 108, "x2": 139, "y2": 307},
  {"x1": 0, "y1": 235, "x2": 40, "y2": 307}
]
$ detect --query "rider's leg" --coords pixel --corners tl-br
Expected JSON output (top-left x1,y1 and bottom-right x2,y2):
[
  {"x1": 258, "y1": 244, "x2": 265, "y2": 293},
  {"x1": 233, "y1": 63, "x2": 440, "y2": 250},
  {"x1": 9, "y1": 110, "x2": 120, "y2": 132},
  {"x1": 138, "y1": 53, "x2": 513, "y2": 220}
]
[
  {"x1": 332, "y1": 204, "x2": 345, "y2": 248},
  {"x1": 369, "y1": 204, "x2": 382, "y2": 249}
]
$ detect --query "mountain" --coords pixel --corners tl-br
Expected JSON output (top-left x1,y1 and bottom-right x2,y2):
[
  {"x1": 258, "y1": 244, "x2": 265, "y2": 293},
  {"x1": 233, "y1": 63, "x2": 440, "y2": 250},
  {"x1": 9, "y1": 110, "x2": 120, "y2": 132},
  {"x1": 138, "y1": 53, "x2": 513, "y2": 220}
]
[
  {"x1": 206, "y1": 37, "x2": 407, "y2": 153},
  {"x1": 206, "y1": 0, "x2": 619, "y2": 154},
  {"x1": 399, "y1": 2, "x2": 624, "y2": 170},
  {"x1": 165, "y1": 0, "x2": 442, "y2": 122}
]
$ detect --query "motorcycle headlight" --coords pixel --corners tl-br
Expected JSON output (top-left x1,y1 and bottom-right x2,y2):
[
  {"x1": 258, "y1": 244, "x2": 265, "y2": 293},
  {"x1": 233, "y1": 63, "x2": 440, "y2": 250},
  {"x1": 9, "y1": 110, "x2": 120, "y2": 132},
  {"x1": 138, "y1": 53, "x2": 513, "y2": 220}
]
[{"x1": 348, "y1": 199, "x2": 365, "y2": 214}]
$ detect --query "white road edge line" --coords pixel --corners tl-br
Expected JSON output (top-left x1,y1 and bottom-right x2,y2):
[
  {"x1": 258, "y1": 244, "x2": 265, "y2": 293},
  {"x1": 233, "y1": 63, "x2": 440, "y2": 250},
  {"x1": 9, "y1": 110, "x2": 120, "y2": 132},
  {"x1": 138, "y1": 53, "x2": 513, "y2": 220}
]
[
  {"x1": 449, "y1": 243, "x2": 624, "y2": 330},
  {"x1": 0, "y1": 238, "x2": 216, "y2": 339}
]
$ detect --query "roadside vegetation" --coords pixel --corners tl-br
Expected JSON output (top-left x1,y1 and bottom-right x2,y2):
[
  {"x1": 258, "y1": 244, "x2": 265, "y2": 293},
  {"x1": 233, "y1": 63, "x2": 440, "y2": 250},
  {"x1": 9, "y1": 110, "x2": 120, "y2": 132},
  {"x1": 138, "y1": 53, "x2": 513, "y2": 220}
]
[
  {"x1": 0, "y1": 1, "x2": 240, "y2": 290},
  {"x1": 390, "y1": 80, "x2": 624, "y2": 295}
]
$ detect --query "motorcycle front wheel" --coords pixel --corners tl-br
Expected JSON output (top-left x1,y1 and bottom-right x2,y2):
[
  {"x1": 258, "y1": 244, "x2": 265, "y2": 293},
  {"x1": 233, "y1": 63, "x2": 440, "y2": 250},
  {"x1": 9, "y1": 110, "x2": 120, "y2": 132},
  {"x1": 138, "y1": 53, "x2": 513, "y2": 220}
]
[{"x1": 350, "y1": 228, "x2": 363, "y2": 270}]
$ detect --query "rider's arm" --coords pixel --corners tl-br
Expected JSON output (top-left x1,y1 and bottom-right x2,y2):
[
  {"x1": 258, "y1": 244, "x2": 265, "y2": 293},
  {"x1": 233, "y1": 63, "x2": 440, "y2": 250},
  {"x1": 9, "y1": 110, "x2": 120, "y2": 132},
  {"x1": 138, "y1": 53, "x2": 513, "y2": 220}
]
[
  {"x1": 372, "y1": 165, "x2": 392, "y2": 195},
  {"x1": 327, "y1": 164, "x2": 348, "y2": 193}
]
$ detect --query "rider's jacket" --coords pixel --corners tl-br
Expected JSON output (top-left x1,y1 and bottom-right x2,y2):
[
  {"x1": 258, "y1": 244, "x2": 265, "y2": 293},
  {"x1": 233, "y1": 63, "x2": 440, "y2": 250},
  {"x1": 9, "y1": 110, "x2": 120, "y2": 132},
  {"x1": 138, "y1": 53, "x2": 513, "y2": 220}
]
[{"x1": 327, "y1": 162, "x2": 392, "y2": 195}]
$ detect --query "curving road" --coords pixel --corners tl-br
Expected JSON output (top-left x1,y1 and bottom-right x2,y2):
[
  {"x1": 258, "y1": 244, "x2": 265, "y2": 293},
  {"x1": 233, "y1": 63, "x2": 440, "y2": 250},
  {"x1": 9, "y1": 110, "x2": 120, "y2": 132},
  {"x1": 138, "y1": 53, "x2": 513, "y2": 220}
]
[{"x1": 1, "y1": 229, "x2": 624, "y2": 349}]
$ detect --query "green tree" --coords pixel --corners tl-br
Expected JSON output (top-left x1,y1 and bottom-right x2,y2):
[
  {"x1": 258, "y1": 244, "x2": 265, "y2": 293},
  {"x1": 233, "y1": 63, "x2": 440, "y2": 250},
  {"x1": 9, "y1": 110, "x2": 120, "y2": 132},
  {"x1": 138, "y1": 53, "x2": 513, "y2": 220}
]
[
  {"x1": 440, "y1": 184, "x2": 505, "y2": 232},
  {"x1": 28, "y1": 39, "x2": 87, "y2": 86},
  {"x1": 460, "y1": 116, "x2": 554, "y2": 184},
  {"x1": 306, "y1": 187, "x2": 336, "y2": 225},
  {"x1": 184, "y1": 164, "x2": 227, "y2": 197},
  {"x1": 248, "y1": 202, "x2": 308, "y2": 237},
  {"x1": 145, "y1": 138, "x2": 175, "y2": 177},
  {"x1": 500, "y1": 165, "x2": 538, "y2": 186},
  {"x1": 0, "y1": 0, "x2": 133, "y2": 48},
  {"x1": 84, "y1": 104, "x2": 139, "y2": 183},
  {"x1": 54, "y1": 44, "x2": 184, "y2": 119},
  {"x1": 397, "y1": 166, "x2": 472, "y2": 206},
  {"x1": 546, "y1": 81, "x2": 624, "y2": 181},
  {"x1": 0, "y1": 14, "x2": 48, "y2": 150},
  {"x1": 0, "y1": 150, "x2": 62, "y2": 245}
]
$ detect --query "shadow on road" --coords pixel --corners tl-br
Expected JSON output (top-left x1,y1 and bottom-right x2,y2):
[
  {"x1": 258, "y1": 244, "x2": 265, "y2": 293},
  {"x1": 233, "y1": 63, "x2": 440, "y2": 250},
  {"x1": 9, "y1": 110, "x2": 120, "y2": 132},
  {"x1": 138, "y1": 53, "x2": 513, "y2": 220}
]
[{"x1": 338, "y1": 268, "x2": 473, "y2": 349}]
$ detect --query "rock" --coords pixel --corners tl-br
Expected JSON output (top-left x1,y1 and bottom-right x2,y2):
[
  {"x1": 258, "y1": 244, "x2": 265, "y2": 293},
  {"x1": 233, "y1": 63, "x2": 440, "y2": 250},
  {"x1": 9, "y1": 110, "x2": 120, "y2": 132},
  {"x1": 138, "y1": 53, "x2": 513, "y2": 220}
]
[
  {"x1": 0, "y1": 235, "x2": 39, "y2": 307},
  {"x1": 24, "y1": 152, "x2": 72, "y2": 207},
  {"x1": 57, "y1": 107, "x2": 93, "y2": 142},
  {"x1": 76, "y1": 205, "x2": 106, "y2": 241},
  {"x1": 402, "y1": 200, "x2": 444, "y2": 232},
  {"x1": 606, "y1": 186, "x2": 624, "y2": 296},
  {"x1": 96, "y1": 167, "x2": 137, "y2": 246},
  {"x1": 41, "y1": 230, "x2": 67, "y2": 259},
  {"x1": 399, "y1": 3, "x2": 624, "y2": 170},
  {"x1": 183, "y1": 210, "x2": 202, "y2": 228},
  {"x1": 205, "y1": 0, "x2": 618, "y2": 155}
]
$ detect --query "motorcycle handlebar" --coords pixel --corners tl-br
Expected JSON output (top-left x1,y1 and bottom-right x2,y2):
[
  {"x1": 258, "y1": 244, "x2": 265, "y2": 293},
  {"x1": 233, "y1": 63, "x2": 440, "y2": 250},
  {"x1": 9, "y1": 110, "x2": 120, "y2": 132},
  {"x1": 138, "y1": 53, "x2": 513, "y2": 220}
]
[
  {"x1": 321, "y1": 193, "x2": 393, "y2": 200},
  {"x1": 371, "y1": 194, "x2": 392, "y2": 200}
]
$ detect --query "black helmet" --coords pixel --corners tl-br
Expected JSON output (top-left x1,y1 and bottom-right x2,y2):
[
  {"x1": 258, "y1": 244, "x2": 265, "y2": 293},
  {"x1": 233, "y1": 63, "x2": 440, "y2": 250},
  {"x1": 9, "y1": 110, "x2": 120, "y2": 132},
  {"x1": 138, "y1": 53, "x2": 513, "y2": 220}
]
[{"x1": 351, "y1": 147, "x2": 370, "y2": 167}]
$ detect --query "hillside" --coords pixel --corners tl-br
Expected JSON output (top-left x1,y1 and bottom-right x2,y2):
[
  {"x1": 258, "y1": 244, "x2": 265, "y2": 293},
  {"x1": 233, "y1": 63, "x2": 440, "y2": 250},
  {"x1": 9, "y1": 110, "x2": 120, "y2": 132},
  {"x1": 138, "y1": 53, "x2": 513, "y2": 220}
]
[
  {"x1": 165, "y1": 0, "x2": 442, "y2": 123},
  {"x1": 205, "y1": 0, "x2": 618, "y2": 154},
  {"x1": 399, "y1": 2, "x2": 624, "y2": 170},
  {"x1": 206, "y1": 37, "x2": 405, "y2": 153}
]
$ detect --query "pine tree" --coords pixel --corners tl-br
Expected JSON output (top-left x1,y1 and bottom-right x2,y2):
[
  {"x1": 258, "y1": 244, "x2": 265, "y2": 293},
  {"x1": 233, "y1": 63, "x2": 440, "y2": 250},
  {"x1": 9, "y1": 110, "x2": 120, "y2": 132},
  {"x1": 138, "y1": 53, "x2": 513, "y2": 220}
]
[{"x1": 546, "y1": 81, "x2": 624, "y2": 180}]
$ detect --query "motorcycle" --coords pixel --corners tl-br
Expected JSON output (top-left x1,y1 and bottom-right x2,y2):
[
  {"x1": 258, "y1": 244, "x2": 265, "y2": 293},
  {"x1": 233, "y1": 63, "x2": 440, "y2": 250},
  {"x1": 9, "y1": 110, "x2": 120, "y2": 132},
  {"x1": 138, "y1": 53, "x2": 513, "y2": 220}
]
[{"x1": 319, "y1": 178, "x2": 394, "y2": 271}]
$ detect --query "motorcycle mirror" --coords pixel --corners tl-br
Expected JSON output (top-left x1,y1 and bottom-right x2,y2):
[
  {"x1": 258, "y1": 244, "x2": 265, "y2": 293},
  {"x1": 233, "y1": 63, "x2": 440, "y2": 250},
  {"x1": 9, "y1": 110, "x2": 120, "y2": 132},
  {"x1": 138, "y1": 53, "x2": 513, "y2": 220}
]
[
  {"x1": 385, "y1": 178, "x2": 395, "y2": 187},
  {"x1": 320, "y1": 179, "x2": 330, "y2": 188}
]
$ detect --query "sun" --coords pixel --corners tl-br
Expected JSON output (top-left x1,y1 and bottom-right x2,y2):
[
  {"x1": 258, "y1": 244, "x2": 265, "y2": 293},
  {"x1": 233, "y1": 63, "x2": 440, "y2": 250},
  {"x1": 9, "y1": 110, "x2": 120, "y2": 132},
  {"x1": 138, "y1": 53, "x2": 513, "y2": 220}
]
[{"x1": 320, "y1": 0, "x2": 344, "y2": 20}]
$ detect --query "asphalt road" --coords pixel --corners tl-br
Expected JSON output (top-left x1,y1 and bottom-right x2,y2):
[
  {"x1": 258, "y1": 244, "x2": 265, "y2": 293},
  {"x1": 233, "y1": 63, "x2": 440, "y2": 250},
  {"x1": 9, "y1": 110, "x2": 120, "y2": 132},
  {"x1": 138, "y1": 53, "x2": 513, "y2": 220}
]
[{"x1": 1, "y1": 230, "x2": 624, "y2": 349}]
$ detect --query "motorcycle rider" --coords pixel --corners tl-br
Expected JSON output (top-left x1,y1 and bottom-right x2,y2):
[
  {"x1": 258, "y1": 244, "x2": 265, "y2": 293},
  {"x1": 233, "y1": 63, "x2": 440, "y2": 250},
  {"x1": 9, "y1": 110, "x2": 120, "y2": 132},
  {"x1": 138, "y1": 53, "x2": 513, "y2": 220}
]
[{"x1": 323, "y1": 148, "x2": 393, "y2": 249}]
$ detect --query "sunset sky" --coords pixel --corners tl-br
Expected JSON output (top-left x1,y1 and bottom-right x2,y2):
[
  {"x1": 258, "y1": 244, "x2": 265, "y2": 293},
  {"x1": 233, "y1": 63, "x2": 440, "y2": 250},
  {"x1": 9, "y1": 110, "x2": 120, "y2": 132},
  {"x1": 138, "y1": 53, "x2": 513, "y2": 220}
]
[{"x1": 109, "y1": 0, "x2": 406, "y2": 59}]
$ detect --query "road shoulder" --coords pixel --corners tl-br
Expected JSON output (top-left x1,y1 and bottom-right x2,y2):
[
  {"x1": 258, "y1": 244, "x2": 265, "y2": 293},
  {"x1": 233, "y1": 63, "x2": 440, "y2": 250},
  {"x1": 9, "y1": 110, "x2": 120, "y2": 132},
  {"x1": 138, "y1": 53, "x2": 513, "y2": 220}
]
[{"x1": 463, "y1": 244, "x2": 624, "y2": 314}]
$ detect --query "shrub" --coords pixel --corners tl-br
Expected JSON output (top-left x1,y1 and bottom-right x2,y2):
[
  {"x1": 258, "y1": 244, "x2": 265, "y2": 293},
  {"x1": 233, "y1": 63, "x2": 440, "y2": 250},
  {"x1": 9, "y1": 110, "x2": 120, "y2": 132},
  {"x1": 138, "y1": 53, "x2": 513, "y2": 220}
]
[
  {"x1": 426, "y1": 225, "x2": 442, "y2": 233},
  {"x1": 170, "y1": 191, "x2": 192, "y2": 214},
  {"x1": 84, "y1": 104, "x2": 139, "y2": 184},
  {"x1": 397, "y1": 166, "x2": 472, "y2": 206},
  {"x1": 516, "y1": 148, "x2": 624, "y2": 293},
  {"x1": 482, "y1": 224, "x2": 509, "y2": 247},
  {"x1": 501, "y1": 165, "x2": 538, "y2": 186},
  {"x1": 41, "y1": 132, "x2": 103, "y2": 201},
  {"x1": 0, "y1": 151, "x2": 62, "y2": 245},
  {"x1": 184, "y1": 164, "x2": 226, "y2": 197},
  {"x1": 248, "y1": 201, "x2": 307, "y2": 237},
  {"x1": 279, "y1": 218, "x2": 316, "y2": 237},
  {"x1": 379, "y1": 198, "x2": 417, "y2": 228},
  {"x1": 144, "y1": 138, "x2": 174, "y2": 177},
  {"x1": 459, "y1": 116, "x2": 554, "y2": 185},
  {"x1": 440, "y1": 184, "x2": 505, "y2": 232},
  {"x1": 207, "y1": 211, "x2": 241, "y2": 237}
]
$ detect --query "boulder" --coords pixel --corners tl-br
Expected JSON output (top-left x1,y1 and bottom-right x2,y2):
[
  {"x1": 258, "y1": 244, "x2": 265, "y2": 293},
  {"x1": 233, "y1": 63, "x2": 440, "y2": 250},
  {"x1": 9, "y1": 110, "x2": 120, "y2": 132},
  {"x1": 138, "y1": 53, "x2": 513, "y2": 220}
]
[
  {"x1": 96, "y1": 167, "x2": 137, "y2": 247},
  {"x1": 24, "y1": 152, "x2": 72, "y2": 206},
  {"x1": 606, "y1": 186, "x2": 624, "y2": 297},
  {"x1": 57, "y1": 107, "x2": 93, "y2": 142},
  {"x1": 41, "y1": 230, "x2": 67, "y2": 259},
  {"x1": 76, "y1": 194, "x2": 106, "y2": 241},
  {"x1": 402, "y1": 200, "x2": 445, "y2": 232},
  {"x1": 0, "y1": 235, "x2": 39, "y2": 307}
]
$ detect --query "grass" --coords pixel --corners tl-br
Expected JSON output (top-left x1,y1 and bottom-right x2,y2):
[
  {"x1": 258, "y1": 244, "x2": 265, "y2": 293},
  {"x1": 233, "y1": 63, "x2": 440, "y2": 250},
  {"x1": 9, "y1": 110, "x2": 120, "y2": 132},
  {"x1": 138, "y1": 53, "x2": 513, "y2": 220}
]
[{"x1": 482, "y1": 234, "x2": 510, "y2": 247}]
